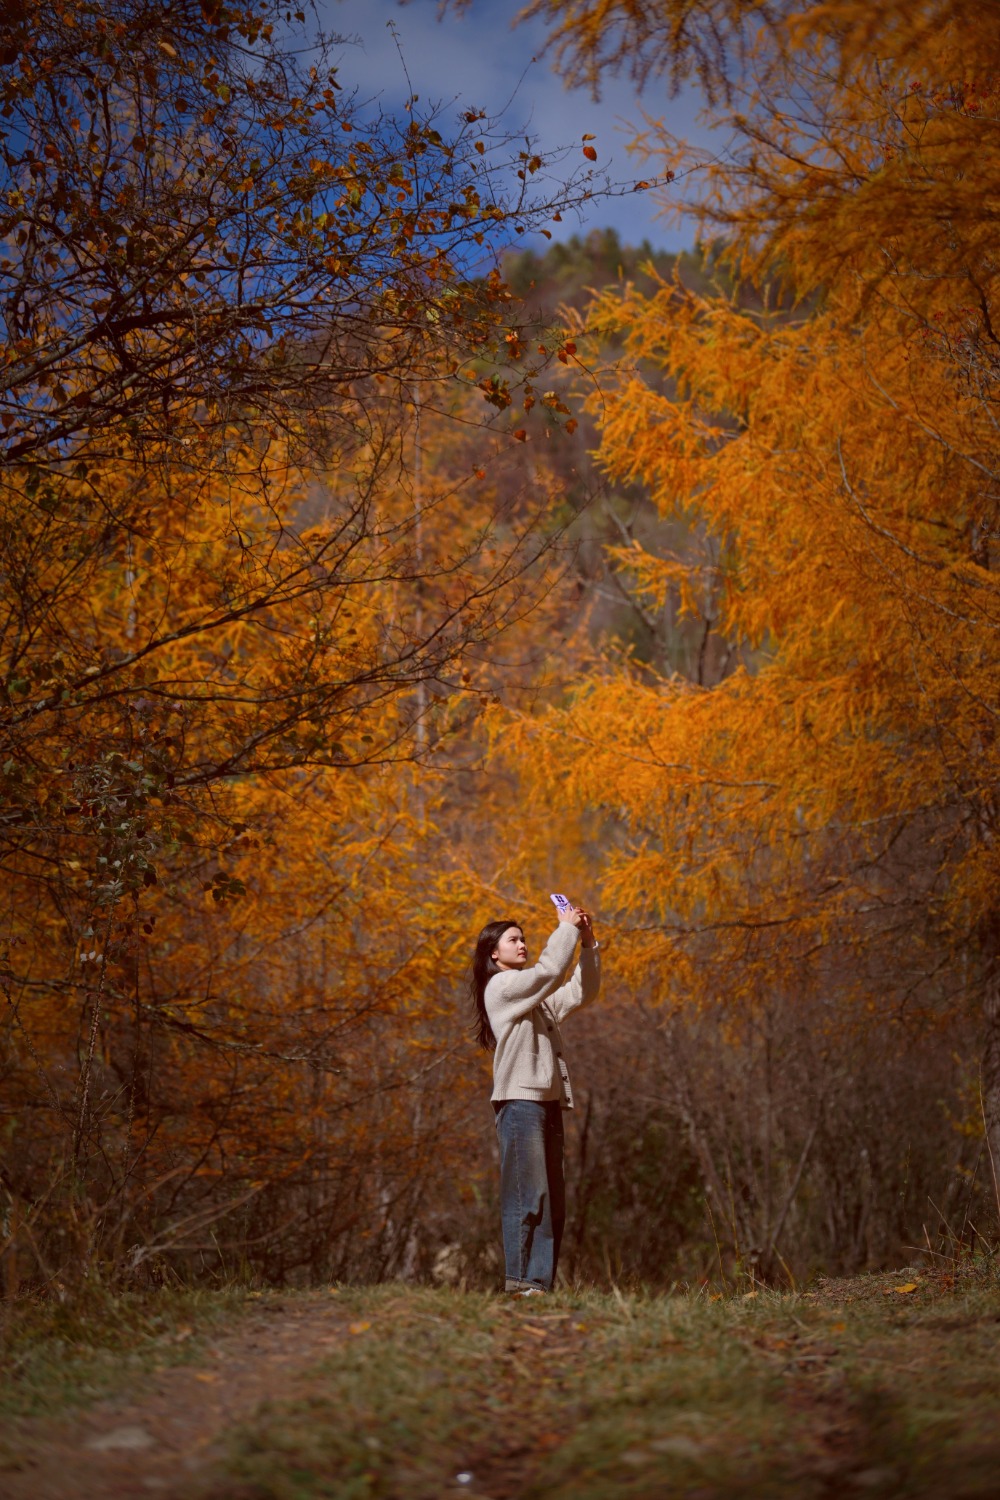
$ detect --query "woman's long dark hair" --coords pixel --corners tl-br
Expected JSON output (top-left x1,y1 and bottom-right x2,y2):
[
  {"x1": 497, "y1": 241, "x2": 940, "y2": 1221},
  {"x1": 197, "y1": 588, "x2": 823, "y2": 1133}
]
[{"x1": 469, "y1": 919, "x2": 522, "y2": 1051}]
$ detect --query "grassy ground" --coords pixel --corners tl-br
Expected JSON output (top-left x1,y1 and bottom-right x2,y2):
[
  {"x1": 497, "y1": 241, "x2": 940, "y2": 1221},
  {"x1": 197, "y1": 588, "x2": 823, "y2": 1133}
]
[
  {"x1": 0, "y1": 1282, "x2": 251, "y2": 1419},
  {"x1": 1, "y1": 1266, "x2": 999, "y2": 1498},
  {"x1": 214, "y1": 1268, "x2": 1000, "y2": 1500}
]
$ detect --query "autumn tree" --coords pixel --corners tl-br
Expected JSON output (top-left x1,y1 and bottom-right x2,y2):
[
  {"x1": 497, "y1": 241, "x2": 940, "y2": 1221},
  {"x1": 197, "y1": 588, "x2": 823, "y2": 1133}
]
[
  {"x1": 0, "y1": 0, "x2": 612, "y2": 465},
  {"x1": 480, "y1": 0, "x2": 1000, "y2": 1271},
  {"x1": 0, "y1": 0, "x2": 607, "y2": 1284},
  {"x1": 0, "y1": 0, "x2": 603, "y2": 822}
]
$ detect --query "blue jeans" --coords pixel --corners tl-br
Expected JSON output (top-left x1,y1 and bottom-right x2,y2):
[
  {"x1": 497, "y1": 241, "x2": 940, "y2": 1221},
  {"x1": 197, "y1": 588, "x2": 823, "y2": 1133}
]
[{"x1": 494, "y1": 1099, "x2": 565, "y2": 1292}]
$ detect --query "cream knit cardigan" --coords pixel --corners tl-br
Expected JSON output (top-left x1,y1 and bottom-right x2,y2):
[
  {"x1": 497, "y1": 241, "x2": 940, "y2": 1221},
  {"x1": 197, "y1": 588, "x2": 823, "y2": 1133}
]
[{"x1": 485, "y1": 922, "x2": 601, "y2": 1108}]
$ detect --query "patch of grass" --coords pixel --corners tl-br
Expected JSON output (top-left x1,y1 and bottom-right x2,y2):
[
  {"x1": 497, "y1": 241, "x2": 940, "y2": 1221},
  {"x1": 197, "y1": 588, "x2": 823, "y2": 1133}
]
[
  {"x1": 0, "y1": 1282, "x2": 253, "y2": 1418},
  {"x1": 214, "y1": 1285, "x2": 514, "y2": 1500},
  {"x1": 216, "y1": 1266, "x2": 1000, "y2": 1500}
]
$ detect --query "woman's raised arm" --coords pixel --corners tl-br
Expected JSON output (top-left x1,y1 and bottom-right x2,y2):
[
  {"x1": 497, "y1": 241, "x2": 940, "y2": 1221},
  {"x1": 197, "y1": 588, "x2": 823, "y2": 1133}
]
[{"x1": 485, "y1": 922, "x2": 579, "y2": 1028}]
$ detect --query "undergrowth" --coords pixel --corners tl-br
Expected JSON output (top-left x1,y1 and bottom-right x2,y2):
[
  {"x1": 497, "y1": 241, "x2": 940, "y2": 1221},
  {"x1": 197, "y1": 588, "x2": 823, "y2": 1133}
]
[{"x1": 0, "y1": 1281, "x2": 252, "y2": 1418}]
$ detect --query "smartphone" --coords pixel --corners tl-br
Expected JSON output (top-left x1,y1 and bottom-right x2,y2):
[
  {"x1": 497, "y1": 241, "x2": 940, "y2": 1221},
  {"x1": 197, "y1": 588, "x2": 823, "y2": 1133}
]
[{"x1": 550, "y1": 893, "x2": 573, "y2": 912}]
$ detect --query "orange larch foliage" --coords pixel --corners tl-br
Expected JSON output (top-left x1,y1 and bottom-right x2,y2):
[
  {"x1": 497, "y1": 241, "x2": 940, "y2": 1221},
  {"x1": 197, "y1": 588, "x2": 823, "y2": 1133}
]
[
  {"x1": 1, "y1": 0, "x2": 596, "y2": 1284},
  {"x1": 491, "y1": 0, "x2": 1000, "y2": 1255},
  {"x1": 0, "y1": 388, "x2": 576, "y2": 1278}
]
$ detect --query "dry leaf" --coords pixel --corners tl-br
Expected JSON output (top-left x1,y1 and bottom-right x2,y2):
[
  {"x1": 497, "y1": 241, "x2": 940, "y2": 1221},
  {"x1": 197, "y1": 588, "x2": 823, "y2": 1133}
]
[
  {"x1": 894, "y1": 1283, "x2": 919, "y2": 1294},
  {"x1": 349, "y1": 1320, "x2": 371, "y2": 1334}
]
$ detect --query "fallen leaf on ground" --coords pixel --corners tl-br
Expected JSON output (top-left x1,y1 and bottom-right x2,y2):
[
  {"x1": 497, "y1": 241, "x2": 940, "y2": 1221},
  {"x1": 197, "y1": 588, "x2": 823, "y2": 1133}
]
[{"x1": 349, "y1": 1320, "x2": 371, "y2": 1334}]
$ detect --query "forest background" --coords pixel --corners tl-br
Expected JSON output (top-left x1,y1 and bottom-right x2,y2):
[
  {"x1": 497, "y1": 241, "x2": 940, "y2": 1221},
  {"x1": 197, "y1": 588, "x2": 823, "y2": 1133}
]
[{"x1": 1, "y1": 0, "x2": 998, "y2": 1299}]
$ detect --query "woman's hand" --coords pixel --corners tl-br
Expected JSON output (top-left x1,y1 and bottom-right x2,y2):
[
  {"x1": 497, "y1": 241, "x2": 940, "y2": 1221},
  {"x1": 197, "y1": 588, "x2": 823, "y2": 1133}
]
[
  {"x1": 579, "y1": 910, "x2": 597, "y2": 948},
  {"x1": 558, "y1": 903, "x2": 597, "y2": 947}
]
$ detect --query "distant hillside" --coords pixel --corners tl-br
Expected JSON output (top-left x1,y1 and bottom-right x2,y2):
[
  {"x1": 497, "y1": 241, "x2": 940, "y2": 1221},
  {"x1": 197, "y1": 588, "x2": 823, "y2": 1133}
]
[{"x1": 503, "y1": 228, "x2": 723, "y2": 323}]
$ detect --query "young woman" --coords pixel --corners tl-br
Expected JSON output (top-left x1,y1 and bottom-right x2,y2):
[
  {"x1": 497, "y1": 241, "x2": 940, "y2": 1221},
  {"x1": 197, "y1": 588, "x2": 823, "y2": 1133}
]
[{"x1": 470, "y1": 903, "x2": 600, "y2": 1295}]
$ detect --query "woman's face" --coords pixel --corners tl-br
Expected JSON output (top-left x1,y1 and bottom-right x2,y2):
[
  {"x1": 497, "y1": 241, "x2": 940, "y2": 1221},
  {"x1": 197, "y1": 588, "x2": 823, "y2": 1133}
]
[{"x1": 492, "y1": 926, "x2": 527, "y2": 970}]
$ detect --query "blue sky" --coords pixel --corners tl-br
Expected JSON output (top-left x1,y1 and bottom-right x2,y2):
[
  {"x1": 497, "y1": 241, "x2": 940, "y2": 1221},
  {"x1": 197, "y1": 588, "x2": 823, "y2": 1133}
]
[{"x1": 321, "y1": 0, "x2": 721, "y2": 252}]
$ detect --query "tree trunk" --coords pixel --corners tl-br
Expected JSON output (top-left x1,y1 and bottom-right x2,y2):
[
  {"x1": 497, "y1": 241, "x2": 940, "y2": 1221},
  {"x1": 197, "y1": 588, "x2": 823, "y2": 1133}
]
[{"x1": 980, "y1": 912, "x2": 1000, "y2": 1224}]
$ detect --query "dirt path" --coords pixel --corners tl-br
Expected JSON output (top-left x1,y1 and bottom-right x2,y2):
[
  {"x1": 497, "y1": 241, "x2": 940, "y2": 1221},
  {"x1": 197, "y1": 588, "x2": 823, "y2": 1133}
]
[{"x1": 1, "y1": 1292, "x2": 350, "y2": 1500}]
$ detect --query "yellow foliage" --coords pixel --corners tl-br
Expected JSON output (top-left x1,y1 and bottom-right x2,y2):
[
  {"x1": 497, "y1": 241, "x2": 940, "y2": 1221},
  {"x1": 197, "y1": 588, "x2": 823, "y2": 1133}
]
[{"x1": 500, "y1": 0, "x2": 1000, "y2": 1061}]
